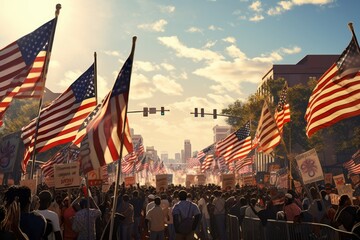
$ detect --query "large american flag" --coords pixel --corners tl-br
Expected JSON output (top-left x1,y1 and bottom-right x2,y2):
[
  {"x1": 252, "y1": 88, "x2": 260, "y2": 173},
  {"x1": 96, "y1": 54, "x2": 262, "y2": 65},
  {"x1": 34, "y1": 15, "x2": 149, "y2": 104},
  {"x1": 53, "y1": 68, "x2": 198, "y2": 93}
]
[
  {"x1": 216, "y1": 122, "x2": 252, "y2": 164},
  {"x1": 0, "y1": 19, "x2": 55, "y2": 126},
  {"x1": 305, "y1": 37, "x2": 360, "y2": 137},
  {"x1": 201, "y1": 154, "x2": 214, "y2": 172},
  {"x1": 79, "y1": 48, "x2": 134, "y2": 174},
  {"x1": 121, "y1": 138, "x2": 145, "y2": 174},
  {"x1": 235, "y1": 155, "x2": 254, "y2": 172},
  {"x1": 21, "y1": 64, "x2": 96, "y2": 170},
  {"x1": 197, "y1": 144, "x2": 215, "y2": 172},
  {"x1": 274, "y1": 84, "x2": 290, "y2": 134},
  {"x1": 256, "y1": 102, "x2": 281, "y2": 154},
  {"x1": 41, "y1": 146, "x2": 80, "y2": 178}
]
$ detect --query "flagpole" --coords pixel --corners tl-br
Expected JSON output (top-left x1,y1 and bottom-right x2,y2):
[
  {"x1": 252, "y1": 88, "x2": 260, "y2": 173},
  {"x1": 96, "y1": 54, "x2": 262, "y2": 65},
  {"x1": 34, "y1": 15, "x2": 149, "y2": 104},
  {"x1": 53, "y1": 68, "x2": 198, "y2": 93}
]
[
  {"x1": 109, "y1": 36, "x2": 137, "y2": 240},
  {"x1": 348, "y1": 22, "x2": 360, "y2": 51},
  {"x1": 29, "y1": 4, "x2": 61, "y2": 180}
]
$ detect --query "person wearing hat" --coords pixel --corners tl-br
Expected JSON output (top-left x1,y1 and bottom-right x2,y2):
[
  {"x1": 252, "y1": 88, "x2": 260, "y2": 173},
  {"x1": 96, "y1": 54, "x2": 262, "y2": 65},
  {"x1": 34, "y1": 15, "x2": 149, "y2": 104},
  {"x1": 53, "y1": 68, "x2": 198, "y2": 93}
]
[
  {"x1": 283, "y1": 193, "x2": 301, "y2": 221},
  {"x1": 146, "y1": 194, "x2": 156, "y2": 215}
]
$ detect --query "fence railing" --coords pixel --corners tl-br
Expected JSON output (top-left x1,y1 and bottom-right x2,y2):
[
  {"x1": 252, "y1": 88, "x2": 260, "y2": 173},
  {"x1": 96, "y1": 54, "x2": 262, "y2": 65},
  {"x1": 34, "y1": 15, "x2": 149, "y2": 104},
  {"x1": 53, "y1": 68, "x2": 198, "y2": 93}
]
[{"x1": 226, "y1": 215, "x2": 360, "y2": 240}]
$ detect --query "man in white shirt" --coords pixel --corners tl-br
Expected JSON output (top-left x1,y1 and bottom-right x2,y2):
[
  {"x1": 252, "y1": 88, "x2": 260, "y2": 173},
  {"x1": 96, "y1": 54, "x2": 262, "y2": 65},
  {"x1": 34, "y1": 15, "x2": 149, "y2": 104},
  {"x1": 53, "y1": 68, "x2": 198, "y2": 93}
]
[{"x1": 36, "y1": 190, "x2": 62, "y2": 240}]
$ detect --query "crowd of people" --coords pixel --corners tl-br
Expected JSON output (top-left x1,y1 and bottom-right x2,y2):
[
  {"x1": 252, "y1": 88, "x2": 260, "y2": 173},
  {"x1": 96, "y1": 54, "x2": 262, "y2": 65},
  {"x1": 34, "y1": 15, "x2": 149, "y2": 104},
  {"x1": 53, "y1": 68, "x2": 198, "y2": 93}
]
[{"x1": 0, "y1": 181, "x2": 359, "y2": 240}]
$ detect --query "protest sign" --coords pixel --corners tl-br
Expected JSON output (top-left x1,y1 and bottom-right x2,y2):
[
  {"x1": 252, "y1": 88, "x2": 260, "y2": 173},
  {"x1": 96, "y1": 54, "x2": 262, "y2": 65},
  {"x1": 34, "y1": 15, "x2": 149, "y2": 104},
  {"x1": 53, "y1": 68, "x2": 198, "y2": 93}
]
[
  {"x1": 186, "y1": 174, "x2": 195, "y2": 188},
  {"x1": 125, "y1": 176, "x2": 136, "y2": 187},
  {"x1": 54, "y1": 162, "x2": 80, "y2": 189},
  {"x1": 222, "y1": 174, "x2": 235, "y2": 190},
  {"x1": 156, "y1": 174, "x2": 169, "y2": 191},
  {"x1": 295, "y1": 148, "x2": 324, "y2": 184},
  {"x1": 333, "y1": 174, "x2": 346, "y2": 189},
  {"x1": 324, "y1": 173, "x2": 333, "y2": 185},
  {"x1": 196, "y1": 174, "x2": 206, "y2": 185}
]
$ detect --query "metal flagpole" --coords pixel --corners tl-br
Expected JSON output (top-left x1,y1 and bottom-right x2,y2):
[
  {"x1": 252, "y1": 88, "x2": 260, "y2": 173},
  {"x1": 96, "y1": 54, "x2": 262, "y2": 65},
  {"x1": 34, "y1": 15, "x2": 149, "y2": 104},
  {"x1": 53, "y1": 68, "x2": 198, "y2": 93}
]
[
  {"x1": 29, "y1": 4, "x2": 62, "y2": 180},
  {"x1": 348, "y1": 23, "x2": 360, "y2": 51},
  {"x1": 109, "y1": 36, "x2": 137, "y2": 240}
]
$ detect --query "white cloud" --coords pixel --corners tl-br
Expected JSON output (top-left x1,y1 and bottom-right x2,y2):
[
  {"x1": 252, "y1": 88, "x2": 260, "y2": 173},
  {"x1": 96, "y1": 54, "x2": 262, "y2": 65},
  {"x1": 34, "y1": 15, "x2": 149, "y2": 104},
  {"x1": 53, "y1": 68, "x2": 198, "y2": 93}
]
[
  {"x1": 130, "y1": 73, "x2": 155, "y2": 100},
  {"x1": 159, "y1": 5, "x2": 175, "y2": 13},
  {"x1": 161, "y1": 63, "x2": 175, "y2": 71},
  {"x1": 137, "y1": 19, "x2": 168, "y2": 32},
  {"x1": 203, "y1": 40, "x2": 217, "y2": 48},
  {"x1": 135, "y1": 60, "x2": 160, "y2": 72},
  {"x1": 281, "y1": 46, "x2": 302, "y2": 54},
  {"x1": 187, "y1": 27, "x2": 203, "y2": 33},
  {"x1": 249, "y1": 14, "x2": 265, "y2": 22},
  {"x1": 208, "y1": 25, "x2": 223, "y2": 31},
  {"x1": 226, "y1": 45, "x2": 246, "y2": 59},
  {"x1": 158, "y1": 36, "x2": 224, "y2": 62},
  {"x1": 249, "y1": 1, "x2": 263, "y2": 12},
  {"x1": 153, "y1": 74, "x2": 183, "y2": 96},
  {"x1": 267, "y1": 0, "x2": 333, "y2": 16},
  {"x1": 223, "y1": 37, "x2": 236, "y2": 44}
]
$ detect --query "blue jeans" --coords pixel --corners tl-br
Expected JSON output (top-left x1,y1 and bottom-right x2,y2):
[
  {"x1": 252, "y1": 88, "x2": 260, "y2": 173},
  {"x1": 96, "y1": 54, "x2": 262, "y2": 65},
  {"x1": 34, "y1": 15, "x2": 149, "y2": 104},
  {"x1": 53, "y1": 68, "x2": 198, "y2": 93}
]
[{"x1": 150, "y1": 230, "x2": 164, "y2": 240}]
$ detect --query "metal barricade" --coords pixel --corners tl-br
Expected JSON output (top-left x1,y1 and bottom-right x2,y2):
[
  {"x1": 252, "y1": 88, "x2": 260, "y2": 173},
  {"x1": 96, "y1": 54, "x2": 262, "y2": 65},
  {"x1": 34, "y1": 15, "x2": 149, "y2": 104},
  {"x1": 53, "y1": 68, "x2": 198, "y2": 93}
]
[{"x1": 241, "y1": 217, "x2": 360, "y2": 240}]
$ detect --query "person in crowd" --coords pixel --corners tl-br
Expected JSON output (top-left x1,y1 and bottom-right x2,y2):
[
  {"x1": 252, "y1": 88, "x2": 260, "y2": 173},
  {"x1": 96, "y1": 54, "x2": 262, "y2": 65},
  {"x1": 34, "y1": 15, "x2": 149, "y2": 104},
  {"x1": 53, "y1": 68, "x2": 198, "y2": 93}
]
[
  {"x1": 212, "y1": 190, "x2": 227, "y2": 240},
  {"x1": 333, "y1": 194, "x2": 359, "y2": 231},
  {"x1": 36, "y1": 190, "x2": 62, "y2": 240},
  {"x1": 146, "y1": 196, "x2": 165, "y2": 240},
  {"x1": 130, "y1": 187, "x2": 145, "y2": 240},
  {"x1": 146, "y1": 194, "x2": 156, "y2": 215},
  {"x1": 72, "y1": 196, "x2": 101, "y2": 240},
  {"x1": 304, "y1": 187, "x2": 327, "y2": 223},
  {"x1": 4, "y1": 186, "x2": 47, "y2": 240},
  {"x1": 62, "y1": 196, "x2": 78, "y2": 240},
  {"x1": 283, "y1": 193, "x2": 301, "y2": 221},
  {"x1": 172, "y1": 190, "x2": 201, "y2": 240},
  {"x1": 0, "y1": 200, "x2": 29, "y2": 240},
  {"x1": 117, "y1": 194, "x2": 134, "y2": 239},
  {"x1": 198, "y1": 192, "x2": 211, "y2": 240},
  {"x1": 245, "y1": 198, "x2": 261, "y2": 219},
  {"x1": 30, "y1": 195, "x2": 40, "y2": 211}
]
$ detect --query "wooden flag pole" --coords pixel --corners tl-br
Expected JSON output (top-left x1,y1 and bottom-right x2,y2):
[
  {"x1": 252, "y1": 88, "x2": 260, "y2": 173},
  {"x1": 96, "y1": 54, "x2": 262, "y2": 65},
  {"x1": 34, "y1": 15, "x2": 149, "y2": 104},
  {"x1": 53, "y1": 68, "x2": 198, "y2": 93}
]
[
  {"x1": 109, "y1": 36, "x2": 137, "y2": 240},
  {"x1": 29, "y1": 4, "x2": 61, "y2": 179}
]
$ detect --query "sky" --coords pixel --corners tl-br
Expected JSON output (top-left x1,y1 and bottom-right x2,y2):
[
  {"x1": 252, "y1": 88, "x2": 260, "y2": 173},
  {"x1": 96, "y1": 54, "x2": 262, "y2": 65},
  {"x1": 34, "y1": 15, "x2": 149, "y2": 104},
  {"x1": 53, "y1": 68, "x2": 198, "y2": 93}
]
[{"x1": 1, "y1": 0, "x2": 360, "y2": 159}]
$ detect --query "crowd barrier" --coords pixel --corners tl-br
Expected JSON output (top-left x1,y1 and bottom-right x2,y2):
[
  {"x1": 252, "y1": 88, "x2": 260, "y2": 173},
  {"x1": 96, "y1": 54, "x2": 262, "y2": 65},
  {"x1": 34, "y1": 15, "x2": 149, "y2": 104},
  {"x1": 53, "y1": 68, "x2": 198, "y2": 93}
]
[{"x1": 226, "y1": 215, "x2": 360, "y2": 240}]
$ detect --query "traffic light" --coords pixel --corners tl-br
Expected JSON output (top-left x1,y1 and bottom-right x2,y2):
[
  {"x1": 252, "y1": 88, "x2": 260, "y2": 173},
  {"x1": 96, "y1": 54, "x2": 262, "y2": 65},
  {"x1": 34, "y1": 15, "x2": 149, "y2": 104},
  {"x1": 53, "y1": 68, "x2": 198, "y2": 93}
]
[
  {"x1": 200, "y1": 108, "x2": 205, "y2": 117},
  {"x1": 194, "y1": 108, "x2": 198, "y2": 117},
  {"x1": 160, "y1": 107, "x2": 165, "y2": 115},
  {"x1": 143, "y1": 107, "x2": 148, "y2": 117},
  {"x1": 213, "y1": 109, "x2": 217, "y2": 119}
]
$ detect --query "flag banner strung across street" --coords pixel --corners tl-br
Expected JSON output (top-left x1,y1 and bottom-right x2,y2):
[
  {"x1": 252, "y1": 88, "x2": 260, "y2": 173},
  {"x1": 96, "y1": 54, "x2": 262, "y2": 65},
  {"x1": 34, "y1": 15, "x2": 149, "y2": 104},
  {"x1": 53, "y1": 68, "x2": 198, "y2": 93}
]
[
  {"x1": 79, "y1": 43, "x2": 134, "y2": 174},
  {"x1": 0, "y1": 18, "x2": 56, "y2": 126},
  {"x1": 41, "y1": 146, "x2": 80, "y2": 178},
  {"x1": 274, "y1": 84, "x2": 290, "y2": 134},
  {"x1": 256, "y1": 102, "x2": 281, "y2": 154},
  {"x1": 216, "y1": 121, "x2": 252, "y2": 164},
  {"x1": 295, "y1": 148, "x2": 324, "y2": 184},
  {"x1": 305, "y1": 36, "x2": 360, "y2": 137},
  {"x1": 21, "y1": 64, "x2": 96, "y2": 170},
  {"x1": 0, "y1": 132, "x2": 23, "y2": 173}
]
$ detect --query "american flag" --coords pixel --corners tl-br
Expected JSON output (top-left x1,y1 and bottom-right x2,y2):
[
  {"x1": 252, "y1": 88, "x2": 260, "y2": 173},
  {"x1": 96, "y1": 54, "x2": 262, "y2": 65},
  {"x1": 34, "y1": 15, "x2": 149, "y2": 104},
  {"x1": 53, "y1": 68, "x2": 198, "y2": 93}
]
[
  {"x1": 121, "y1": 152, "x2": 137, "y2": 174},
  {"x1": 135, "y1": 155, "x2": 148, "y2": 172},
  {"x1": 343, "y1": 149, "x2": 360, "y2": 175},
  {"x1": 197, "y1": 144, "x2": 215, "y2": 162},
  {"x1": 274, "y1": 84, "x2": 290, "y2": 134},
  {"x1": 79, "y1": 44, "x2": 135, "y2": 174},
  {"x1": 158, "y1": 161, "x2": 167, "y2": 174},
  {"x1": 217, "y1": 156, "x2": 228, "y2": 173},
  {"x1": 235, "y1": 155, "x2": 254, "y2": 172},
  {"x1": 187, "y1": 157, "x2": 200, "y2": 168},
  {"x1": 41, "y1": 146, "x2": 80, "y2": 178},
  {"x1": 256, "y1": 102, "x2": 281, "y2": 154},
  {"x1": 21, "y1": 64, "x2": 96, "y2": 170},
  {"x1": 201, "y1": 154, "x2": 214, "y2": 172},
  {"x1": 305, "y1": 36, "x2": 360, "y2": 137},
  {"x1": 216, "y1": 122, "x2": 252, "y2": 164},
  {"x1": 0, "y1": 19, "x2": 55, "y2": 126}
]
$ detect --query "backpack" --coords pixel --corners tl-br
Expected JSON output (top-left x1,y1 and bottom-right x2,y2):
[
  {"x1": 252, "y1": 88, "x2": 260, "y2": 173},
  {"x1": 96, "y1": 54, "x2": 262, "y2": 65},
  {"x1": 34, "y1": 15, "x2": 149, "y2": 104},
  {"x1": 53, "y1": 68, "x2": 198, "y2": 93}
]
[{"x1": 175, "y1": 204, "x2": 194, "y2": 235}]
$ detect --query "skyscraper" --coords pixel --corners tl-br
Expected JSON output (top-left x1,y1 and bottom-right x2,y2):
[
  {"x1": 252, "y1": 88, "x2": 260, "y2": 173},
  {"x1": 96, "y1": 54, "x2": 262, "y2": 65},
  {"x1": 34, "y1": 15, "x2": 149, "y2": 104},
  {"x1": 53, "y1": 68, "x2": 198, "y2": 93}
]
[{"x1": 184, "y1": 139, "x2": 191, "y2": 163}]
